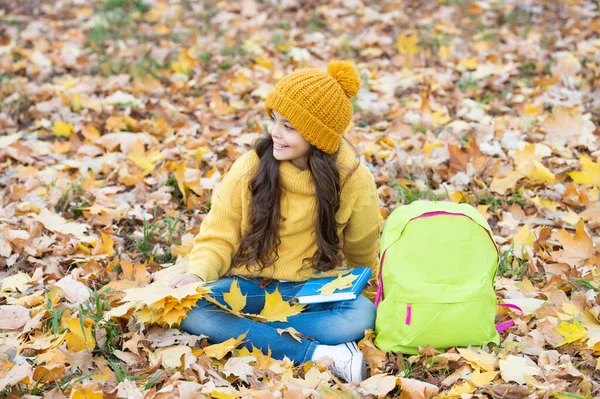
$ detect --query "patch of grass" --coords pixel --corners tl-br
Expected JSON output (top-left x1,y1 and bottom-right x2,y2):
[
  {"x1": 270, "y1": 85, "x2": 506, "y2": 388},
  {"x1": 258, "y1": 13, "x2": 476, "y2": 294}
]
[
  {"x1": 218, "y1": 61, "x2": 233, "y2": 70},
  {"x1": 220, "y1": 47, "x2": 237, "y2": 57},
  {"x1": 165, "y1": 174, "x2": 184, "y2": 200},
  {"x1": 163, "y1": 211, "x2": 184, "y2": 243},
  {"x1": 308, "y1": 9, "x2": 326, "y2": 32},
  {"x1": 475, "y1": 190, "x2": 527, "y2": 210},
  {"x1": 82, "y1": 289, "x2": 122, "y2": 357},
  {"x1": 200, "y1": 51, "x2": 212, "y2": 65},
  {"x1": 559, "y1": 276, "x2": 600, "y2": 293},
  {"x1": 457, "y1": 73, "x2": 478, "y2": 93},
  {"x1": 498, "y1": 243, "x2": 528, "y2": 279},
  {"x1": 43, "y1": 297, "x2": 68, "y2": 335},
  {"x1": 411, "y1": 124, "x2": 428, "y2": 134},
  {"x1": 55, "y1": 182, "x2": 88, "y2": 218},
  {"x1": 108, "y1": 360, "x2": 147, "y2": 383},
  {"x1": 87, "y1": 25, "x2": 110, "y2": 51},
  {"x1": 137, "y1": 209, "x2": 162, "y2": 261},
  {"x1": 395, "y1": 172, "x2": 450, "y2": 205}
]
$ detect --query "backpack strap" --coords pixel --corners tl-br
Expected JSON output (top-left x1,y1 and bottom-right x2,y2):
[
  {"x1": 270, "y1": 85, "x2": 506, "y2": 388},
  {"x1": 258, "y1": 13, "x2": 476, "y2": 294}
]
[
  {"x1": 374, "y1": 248, "x2": 387, "y2": 307},
  {"x1": 495, "y1": 303, "x2": 524, "y2": 332}
]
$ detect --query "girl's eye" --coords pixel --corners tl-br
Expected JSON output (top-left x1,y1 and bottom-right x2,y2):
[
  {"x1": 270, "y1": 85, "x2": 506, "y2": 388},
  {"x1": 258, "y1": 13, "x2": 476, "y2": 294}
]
[{"x1": 285, "y1": 125, "x2": 293, "y2": 130}]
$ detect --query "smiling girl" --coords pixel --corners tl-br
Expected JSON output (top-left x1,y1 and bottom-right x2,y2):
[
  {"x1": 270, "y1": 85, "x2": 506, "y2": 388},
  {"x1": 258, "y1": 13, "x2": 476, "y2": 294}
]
[{"x1": 170, "y1": 60, "x2": 382, "y2": 384}]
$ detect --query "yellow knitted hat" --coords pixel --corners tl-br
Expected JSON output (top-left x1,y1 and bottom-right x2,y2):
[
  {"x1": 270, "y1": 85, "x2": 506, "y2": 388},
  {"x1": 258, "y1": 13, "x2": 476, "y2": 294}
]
[{"x1": 264, "y1": 60, "x2": 360, "y2": 154}]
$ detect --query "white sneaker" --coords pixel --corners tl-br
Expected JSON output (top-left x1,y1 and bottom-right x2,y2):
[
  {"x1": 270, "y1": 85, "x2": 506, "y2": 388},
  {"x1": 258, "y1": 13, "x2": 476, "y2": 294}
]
[{"x1": 312, "y1": 341, "x2": 366, "y2": 384}]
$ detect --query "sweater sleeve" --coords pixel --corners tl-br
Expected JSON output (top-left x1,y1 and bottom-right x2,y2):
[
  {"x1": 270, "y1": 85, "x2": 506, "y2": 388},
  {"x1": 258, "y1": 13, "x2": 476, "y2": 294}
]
[
  {"x1": 342, "y1": 165, "x2": 383, "y2": 275},
  {"x1": 186, "y1": 152, "x2": 254, "y2": 282}
]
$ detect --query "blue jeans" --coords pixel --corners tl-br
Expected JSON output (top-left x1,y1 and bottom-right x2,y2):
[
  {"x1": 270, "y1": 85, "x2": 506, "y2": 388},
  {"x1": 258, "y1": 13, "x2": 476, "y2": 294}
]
[{"x1": 180, "y1": 276, "x2": 376, "y2": 364}]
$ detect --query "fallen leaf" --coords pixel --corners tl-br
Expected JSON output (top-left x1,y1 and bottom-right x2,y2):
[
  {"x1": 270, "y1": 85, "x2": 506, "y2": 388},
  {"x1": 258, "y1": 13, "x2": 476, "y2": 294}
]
[
  {"x1": 357, "y1": 374, "x2": 399, "y2": 398},
  {"x1": 203, "y1": 332, "x2": 247, "y2": 360},
  {"x1": 318, "y1": 273, "x2": 358, "y2": 295},
  {"x1": 499, "y1": 355, "x2": 542, "y2": 385},
  {"x1": 0, "y1": 305, "x2": 30, "y2": 330},
  {"x1": 276, "y1": 327, "x2": 305, "y2": 343},
  {"x1": 399, "y1": 377, "x2": 439, "y2": 399},
  {"x1": 53, "y1": 275, "x2": 90, "y2": 305},
  {"x1": 65, "y1": 317, "x2": 96, "y2": 351},
  {"x1": 555, "y1": 318, "x2": 586, "y2": 347},
  {"x1": 569, "y1": 156, "x2": 600, "y2": 187},
  {"x1": 223, "y1": 356, "x2": 256, "y2": 382},
  {"x1": 550, "y1": 219, "x2": 595, "y2": 267},
  {"x1": 223, "y1": 278, "x2": 246, "y2": 315},
  {"x1": 0, "y1": 362, "x2": 33, "y2": 391},
  {"x1": 259, "y1": 288, "x2": 305, "y2": 322},
  {"x1": 51, "y1": 120, "x2": 75, "y2": 137}
]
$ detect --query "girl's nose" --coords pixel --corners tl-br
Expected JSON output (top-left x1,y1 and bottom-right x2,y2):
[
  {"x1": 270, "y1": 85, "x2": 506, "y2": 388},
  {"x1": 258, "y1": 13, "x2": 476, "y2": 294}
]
[{"x1": 269, "y1": 123, "x2": 283, "y2": 138}]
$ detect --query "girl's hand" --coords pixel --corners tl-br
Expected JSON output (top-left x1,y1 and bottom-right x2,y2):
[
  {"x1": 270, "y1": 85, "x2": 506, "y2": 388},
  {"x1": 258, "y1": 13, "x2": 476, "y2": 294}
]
[{"x1": 169, "y1": 273, "x2": 203, "y2": 288}]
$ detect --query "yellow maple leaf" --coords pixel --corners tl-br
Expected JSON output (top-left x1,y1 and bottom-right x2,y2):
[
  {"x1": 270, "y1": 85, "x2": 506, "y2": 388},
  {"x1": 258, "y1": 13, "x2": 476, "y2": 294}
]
[
  {"x1": 569, "y1": 156, "x2": 600, "y2": 187},
  {"x1": 524, "y1": 103, "x2": 540, "y2": 116},
  {"x1": 471, "y1": 369, "x2": 499, "y2": 387},
  {"x1": 490, "y1": 170, "x2": 523, "y2": 194},
  {"x1": 531, "y1": 196, "x2": 557, "y2": 212},
  {"x1": 318, "y1": 273, "x2": 358, "y2": 295},
  {"x1": 555, "y1": 318, "x2": 586, "y2": 346},
  {"x1": 522, "y1": 160, "x2": 555, "y2": 183},
  {"x1": 171, "y1": 49, "x2": 195, "y2": 75},
  {"x1": 51, "y1": 121, "x2": 74, "y2": 138},
  {"x1": 223, "y1": 278, "x2": 246, "y2": 315},
  {"x1": 65, "y1": 317, "x2": 96, "y2": 352},
  {"x1": 92, "y1": 231, "x2": 114, "y2": 256},
  {"x1": 238, "y1": 345, "x2": 273, "y2": 369},
  {"x1": 126, "y1": 139, "x2": 163, "y2": 174},
  {"x1": 512, "y1": 224, "x2": 535, "y2": 254},
  {"x1": 397, "y1": 33, "x2": 420, "y2": 55},
  {"x1": 259, "y1": 288, "x2": 305, "y2": 322},
  {"x1": 458, "y1": 56, "x2": 478, "y2": 70},
  {"x1": 203, "y1": 332, "x2": 247, "y2": 360}
]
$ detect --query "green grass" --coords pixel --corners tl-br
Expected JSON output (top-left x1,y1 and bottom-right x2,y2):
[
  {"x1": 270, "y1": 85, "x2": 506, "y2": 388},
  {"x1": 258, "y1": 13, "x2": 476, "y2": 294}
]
[
  {"x1": 54, "y1": 182, "x2": 89, "y2": 218},
  {"x1": 395, "y1": 170, "x2": 450, "y2": 205},
  {"x1": 498, "y1": 243, "x2": 528, "y2": 279},
  {"x1": 475, "y1": 189, "x2": 528, "y2": 210},
  {"x1": 128, "y1": 206, "x2": 185, "y2": 263}
]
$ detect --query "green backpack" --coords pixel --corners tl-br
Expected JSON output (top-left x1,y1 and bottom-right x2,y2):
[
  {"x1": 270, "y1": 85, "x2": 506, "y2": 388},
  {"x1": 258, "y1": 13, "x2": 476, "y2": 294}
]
[{"x1": 374, "y1": 200, "x2": 505, "y2": 354}]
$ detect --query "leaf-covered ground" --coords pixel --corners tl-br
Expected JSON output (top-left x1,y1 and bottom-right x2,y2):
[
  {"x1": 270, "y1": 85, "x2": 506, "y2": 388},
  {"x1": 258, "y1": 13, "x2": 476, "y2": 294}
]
[{"x1": 1, "y1": 0, "x2": 600, "y2": 397}]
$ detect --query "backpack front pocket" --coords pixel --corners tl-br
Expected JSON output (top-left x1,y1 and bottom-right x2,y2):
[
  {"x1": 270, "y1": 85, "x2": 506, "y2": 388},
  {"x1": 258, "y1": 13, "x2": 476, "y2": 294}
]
[{"x1": 375, "y1": 296, "x2": 500, "y2": 354}]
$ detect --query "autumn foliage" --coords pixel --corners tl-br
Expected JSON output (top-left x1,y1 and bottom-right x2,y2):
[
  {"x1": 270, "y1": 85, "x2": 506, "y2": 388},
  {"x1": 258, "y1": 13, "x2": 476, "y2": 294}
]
[{"x1": 1, "y1": 0, "x2": 599, "y2": 398}]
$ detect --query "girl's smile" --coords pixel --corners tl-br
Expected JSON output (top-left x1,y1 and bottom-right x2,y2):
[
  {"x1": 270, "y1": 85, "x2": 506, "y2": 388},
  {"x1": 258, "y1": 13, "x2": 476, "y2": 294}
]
[{"x1": 268, "y1": 110, "x2": 311, "y2": 170}]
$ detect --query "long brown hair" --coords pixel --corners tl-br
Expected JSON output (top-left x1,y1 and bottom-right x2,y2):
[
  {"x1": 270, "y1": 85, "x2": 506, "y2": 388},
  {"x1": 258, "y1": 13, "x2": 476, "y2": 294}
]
[{"x1": 231, "y1": 133, "x2": 357, "y2": 273}]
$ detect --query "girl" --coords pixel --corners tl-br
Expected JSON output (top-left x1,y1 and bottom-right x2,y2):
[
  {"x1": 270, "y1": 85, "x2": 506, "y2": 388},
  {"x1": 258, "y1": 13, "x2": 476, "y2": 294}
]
[{"x1": 169, "y1": 60, "x2": 383, "y2": 384}]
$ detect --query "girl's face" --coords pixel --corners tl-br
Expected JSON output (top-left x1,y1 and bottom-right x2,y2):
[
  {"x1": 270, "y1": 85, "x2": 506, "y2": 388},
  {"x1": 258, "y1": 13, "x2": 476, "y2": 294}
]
[{"x1": 267, "y1": 110, "x2": 311, "y2": 170}]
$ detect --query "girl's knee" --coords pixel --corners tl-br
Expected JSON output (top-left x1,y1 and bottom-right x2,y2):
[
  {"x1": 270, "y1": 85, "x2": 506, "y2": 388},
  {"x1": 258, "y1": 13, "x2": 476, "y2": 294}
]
[
  {"x1": 353, "y1": 295, "x2": 376, "y2": 326},
  {"x1": 179, "y1": 299, "x2": 219, "y2": 336}
]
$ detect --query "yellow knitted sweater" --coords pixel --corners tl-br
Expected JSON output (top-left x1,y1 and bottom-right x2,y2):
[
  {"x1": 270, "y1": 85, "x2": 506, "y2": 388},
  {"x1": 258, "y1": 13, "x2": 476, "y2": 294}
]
[{"x1": 186, "y1": 139, "x2": 383, "y2": 282}]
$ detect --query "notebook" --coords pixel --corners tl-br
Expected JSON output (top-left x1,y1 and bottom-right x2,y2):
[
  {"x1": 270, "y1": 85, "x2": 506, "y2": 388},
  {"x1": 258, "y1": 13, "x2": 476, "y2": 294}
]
[{"x1": 295, "y1": 267, "x2": 372, "y2": 304}]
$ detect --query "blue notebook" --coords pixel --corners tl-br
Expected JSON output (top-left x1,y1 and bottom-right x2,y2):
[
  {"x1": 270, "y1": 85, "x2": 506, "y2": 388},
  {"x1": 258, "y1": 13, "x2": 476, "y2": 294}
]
[{"x1": 296, "y1": 267, "x2": 372, "y2": 304}]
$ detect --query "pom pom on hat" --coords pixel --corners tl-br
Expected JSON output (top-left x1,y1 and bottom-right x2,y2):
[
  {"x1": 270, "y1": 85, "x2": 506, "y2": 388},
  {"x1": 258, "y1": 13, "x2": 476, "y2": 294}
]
[{"x1": 326, "y1": 60, "x2": 360, "y2": 99}]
